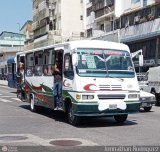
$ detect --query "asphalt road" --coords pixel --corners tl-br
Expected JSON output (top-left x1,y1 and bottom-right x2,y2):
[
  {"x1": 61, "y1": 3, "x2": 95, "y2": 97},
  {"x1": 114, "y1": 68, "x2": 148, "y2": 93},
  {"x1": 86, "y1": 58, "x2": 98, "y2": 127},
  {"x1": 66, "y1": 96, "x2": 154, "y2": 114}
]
[{"x1": 0, "y1": 85, "x2": 160, "y2": 152}]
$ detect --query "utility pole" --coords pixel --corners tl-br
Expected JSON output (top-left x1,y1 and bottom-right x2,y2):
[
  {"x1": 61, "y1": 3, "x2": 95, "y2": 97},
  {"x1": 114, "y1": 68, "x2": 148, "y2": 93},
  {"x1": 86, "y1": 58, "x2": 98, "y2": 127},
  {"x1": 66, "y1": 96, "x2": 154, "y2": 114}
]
[
  {"x1": 17, "y1": 23, "x2": 21, "y2": 51},
  {"x1": 155, "y1": 38, "x2": 159, "y2": 66}
]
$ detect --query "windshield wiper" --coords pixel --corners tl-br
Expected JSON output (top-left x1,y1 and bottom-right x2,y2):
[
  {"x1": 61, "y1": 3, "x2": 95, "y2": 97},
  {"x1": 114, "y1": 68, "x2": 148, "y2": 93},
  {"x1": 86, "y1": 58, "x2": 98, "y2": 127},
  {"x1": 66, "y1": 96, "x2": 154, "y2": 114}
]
[{"x1": 108, "y1": 75, "x2": 124, "y2": 82}]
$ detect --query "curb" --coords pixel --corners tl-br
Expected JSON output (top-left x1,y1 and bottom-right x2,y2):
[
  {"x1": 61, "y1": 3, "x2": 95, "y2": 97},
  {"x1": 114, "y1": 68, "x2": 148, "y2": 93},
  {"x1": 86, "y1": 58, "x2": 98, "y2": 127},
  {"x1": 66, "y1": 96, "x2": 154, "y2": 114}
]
[
  {"x1": 0, "y1": 81, "x2": 8, "y2": 86},
  {"x1": 0, "y1": 84, "x2": 8, "y2": 86}
]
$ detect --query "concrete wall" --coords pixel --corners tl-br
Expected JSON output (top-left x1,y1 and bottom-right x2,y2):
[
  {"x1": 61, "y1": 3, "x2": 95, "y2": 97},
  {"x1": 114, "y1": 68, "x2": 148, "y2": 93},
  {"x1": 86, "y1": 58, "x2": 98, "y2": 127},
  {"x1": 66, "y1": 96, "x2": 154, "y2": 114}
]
[{"x1": 61, "y1": 0, "x2": 84, "y2": 40}]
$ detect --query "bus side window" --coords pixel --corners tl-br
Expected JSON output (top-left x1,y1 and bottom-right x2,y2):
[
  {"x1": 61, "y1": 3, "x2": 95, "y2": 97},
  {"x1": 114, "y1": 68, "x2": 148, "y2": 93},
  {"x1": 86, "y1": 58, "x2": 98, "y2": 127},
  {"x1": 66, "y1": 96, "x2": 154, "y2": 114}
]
[
  {"x1": 34, "y1": 51, "x2": 43, "y2": 76},
  {"x1": 64, "y1": 54, "x2": 74, "y2": 79},
  {"x1": 43, "y1": 48, "x2": 55, "y2": 76},
  {"x1": 26, "y1": 53, "x2": 34, "y2": 76}
]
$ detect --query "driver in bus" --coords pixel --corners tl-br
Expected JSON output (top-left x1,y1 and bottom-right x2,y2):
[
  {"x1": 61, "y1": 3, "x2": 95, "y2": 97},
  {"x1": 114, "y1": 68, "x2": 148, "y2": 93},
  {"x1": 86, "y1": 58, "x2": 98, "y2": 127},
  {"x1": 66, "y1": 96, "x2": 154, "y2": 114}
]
[{"x1": 52, "y1": 58, "x2": 62, "y2": 110}]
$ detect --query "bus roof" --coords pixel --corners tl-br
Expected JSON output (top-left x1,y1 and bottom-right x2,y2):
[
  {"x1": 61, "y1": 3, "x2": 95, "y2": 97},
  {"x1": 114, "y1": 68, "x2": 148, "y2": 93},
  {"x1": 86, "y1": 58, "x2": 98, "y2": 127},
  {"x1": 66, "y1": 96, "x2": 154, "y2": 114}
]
[
  {"x1": 64, "y1": 40, "x2": 130, "y2": 52},
  {"x1": 17, "y1": 40, "x2": 130, "y2": 55}
]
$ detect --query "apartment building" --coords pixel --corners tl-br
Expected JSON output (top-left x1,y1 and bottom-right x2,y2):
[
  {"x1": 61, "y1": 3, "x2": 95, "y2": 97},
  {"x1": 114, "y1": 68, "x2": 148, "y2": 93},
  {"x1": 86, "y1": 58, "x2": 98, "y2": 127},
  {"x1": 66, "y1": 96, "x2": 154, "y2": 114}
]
[
  {"x1": 20, "y1": 20, "x2": 34, "y2": 50},
  {"x1": 32, "y1": 0, "x2": 85, "y2": 48},
  {"x1": 120, "y1": 0, "x2": 160, "y2": 72},
  {"x1": 86, "y1": 0, "x2": 116, "y2": 41},
  {"x1": 0, "y1": 31, "x2": 25, "y2": 79},
  {"x1": 86, "y1": 0, "x2": 160, "y2": 72}
]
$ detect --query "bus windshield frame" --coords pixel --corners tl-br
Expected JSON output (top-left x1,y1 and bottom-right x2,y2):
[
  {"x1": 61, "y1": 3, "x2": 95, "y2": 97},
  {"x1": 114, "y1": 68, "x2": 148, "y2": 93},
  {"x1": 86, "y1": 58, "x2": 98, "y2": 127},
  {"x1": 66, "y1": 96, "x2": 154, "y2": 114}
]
[{"x1": 75, "y1": 48, "x2": 135, "y2": 78}]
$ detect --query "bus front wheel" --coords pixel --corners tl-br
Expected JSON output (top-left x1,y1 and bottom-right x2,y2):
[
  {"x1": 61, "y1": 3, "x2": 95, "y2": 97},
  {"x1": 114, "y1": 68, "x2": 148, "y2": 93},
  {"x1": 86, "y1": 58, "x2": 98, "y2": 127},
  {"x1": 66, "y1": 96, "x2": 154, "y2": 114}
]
[
  {"x1": 114, "y1": 114, "x2": 128, "y2": 123},
  {"x1": 67, "y1": 103, "x2": 80, "y2": 126},
  {"x1": 30, "y1": 95, "x2": 37, "y2": 112}
]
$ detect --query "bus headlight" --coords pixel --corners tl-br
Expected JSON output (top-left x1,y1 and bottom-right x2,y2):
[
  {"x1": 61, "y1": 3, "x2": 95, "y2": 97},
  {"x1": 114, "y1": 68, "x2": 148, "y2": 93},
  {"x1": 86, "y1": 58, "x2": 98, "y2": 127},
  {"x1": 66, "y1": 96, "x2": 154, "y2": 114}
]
[
  {"x1": 128, "y1": 94, "x2": 138, "y2": 99},
  {"x1": 76, "y1": 94, "x2": 81, "y2": 100},
  {"x1": 150, "y1": 96, "x2": 156, "y2": 101},
  {"x1": 82, "y1": 95, "x2": 94, "y2": 100}
]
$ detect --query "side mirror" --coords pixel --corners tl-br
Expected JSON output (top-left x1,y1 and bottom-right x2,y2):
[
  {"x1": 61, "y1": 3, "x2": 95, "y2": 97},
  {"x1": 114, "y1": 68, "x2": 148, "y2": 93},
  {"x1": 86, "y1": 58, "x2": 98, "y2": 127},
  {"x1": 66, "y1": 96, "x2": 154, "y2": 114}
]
[
  {"x1": 139, "y1": 54, "x2": 143, "y2": 66},
  {"x1": 72, "y1": 54, "x2": 78, "y2": 66}
]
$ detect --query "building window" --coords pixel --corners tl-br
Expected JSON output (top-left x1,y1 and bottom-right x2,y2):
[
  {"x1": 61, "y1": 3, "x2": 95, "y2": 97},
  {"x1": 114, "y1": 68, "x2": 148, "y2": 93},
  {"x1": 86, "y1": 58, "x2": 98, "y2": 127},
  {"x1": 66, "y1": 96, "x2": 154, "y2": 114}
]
[
  {"x1": 87, "y1": 28, "x2": 93, "y2": 37},
  {"x1": 87, "y1": 6, "x2": 92, "y2": 17},
  {"x1": 143, "y1": 0, "x2": 147, "y2": 7},
  {"x1": 53, "y1": 19, "x2": 56, "y2": 30},
  {"x1": 100, "y1": 24, "x2": 104, "y2": 31},
  {"x1": 80, "y1": 15, "x2": 83, "y2": 20}
]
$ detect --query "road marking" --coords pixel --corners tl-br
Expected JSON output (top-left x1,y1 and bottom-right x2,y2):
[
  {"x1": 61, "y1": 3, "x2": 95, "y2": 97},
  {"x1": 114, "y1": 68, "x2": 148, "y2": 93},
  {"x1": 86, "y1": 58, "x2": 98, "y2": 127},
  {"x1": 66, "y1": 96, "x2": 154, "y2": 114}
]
[
  {"x1": 0, "y1": 98, "x2": 12, "y2": 103},
  {"x1": 0, "y1": 89, "x2": 16, "y2": 94},
  {"x1": 11, "y1": 98, "x2": 21, "y2": 101},
  {"x1": 0, "y1": 96, "x2": 16, "y2": 98},
  {"x1": 0, "y1": 134, "x2": 52, "y2": 146}
]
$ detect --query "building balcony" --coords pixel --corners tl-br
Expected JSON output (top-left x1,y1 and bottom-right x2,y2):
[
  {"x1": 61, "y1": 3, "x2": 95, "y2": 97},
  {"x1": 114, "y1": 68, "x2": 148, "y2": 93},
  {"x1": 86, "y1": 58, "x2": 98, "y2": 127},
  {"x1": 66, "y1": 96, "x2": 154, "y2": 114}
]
[
  {"x1": 48, "y1": 30, "x2": 62, "y2": 36},
  {"x1": 94, "y1": 5, "x2": 114, "y2": 22},
  {"x1": 155, "y1": 0, "x2": 160, "y2": 3},
  {"x1": 95, "y1": 11, "x2": 114, "y2": 22},
  {"x1": 120, "y1": 17, "x2": 160, "y2": 43}
]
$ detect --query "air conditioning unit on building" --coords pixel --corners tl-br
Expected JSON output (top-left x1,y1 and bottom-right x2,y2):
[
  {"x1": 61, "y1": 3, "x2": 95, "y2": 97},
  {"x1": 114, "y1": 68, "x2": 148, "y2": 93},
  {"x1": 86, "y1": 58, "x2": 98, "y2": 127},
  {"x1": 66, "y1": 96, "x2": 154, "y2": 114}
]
[
  {"x1": 125, "y1": 20, "x2": 129, "y2": 28},
  {"x1": 134, "y1": 16, "x2": 140, "y2": 24}
]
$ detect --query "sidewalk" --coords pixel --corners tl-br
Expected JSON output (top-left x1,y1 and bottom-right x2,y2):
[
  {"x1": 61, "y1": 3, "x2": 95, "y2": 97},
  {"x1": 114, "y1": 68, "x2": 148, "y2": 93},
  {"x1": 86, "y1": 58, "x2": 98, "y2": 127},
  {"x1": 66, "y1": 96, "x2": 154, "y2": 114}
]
[{"x1": 0, "y1": 80, "x2": 8, "y2": 86}]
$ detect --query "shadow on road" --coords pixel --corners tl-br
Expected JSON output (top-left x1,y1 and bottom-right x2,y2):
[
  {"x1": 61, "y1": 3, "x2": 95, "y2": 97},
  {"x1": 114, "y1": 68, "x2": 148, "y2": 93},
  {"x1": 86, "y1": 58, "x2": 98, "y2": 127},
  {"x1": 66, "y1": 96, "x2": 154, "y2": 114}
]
[
  {"x1": 76, "y1": 117, "x2": 137, "y2": 128},
  {"x1": 19, "y1": 105, "x2": 68, "y2": 123},
  {"x1": 139, "y1": 109, "x2": 155, "y2": 113},
  {"x1": 19, "y1": 105, "x2": 137, "y2": 128},
  {"x1": 10, "y1": 91, "x2": 17, "y2": 94}
]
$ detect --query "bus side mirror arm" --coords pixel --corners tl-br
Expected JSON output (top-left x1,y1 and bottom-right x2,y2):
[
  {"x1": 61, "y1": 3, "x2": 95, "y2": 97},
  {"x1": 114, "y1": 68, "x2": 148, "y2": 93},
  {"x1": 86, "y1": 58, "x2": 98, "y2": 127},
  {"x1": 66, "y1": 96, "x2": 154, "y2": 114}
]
[{"x1": 72, "y1": 54, "x2": 78, "y2": 66}]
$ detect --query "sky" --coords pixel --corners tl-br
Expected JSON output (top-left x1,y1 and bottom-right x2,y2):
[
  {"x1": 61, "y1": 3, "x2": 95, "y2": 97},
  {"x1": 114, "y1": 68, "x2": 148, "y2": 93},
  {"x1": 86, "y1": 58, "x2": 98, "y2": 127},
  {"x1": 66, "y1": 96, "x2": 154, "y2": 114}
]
[{"x1": 0, "y1": 0, "x2": 32, "y2": 34}]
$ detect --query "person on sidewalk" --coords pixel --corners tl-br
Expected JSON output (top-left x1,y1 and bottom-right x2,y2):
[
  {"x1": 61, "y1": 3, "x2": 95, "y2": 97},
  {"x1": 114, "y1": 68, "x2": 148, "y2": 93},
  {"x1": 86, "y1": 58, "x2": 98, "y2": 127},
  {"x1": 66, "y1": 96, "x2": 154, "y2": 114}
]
[{"x1": 53, "y1": 59, "x2": 62, "y2": 110}]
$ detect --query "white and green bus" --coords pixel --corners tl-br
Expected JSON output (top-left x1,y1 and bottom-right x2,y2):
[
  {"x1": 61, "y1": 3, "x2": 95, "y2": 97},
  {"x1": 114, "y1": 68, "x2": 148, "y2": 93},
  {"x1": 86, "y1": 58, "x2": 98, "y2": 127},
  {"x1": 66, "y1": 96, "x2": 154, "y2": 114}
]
[{"x1": 16, "y1": 40, "x2": 140, "y2": 125}]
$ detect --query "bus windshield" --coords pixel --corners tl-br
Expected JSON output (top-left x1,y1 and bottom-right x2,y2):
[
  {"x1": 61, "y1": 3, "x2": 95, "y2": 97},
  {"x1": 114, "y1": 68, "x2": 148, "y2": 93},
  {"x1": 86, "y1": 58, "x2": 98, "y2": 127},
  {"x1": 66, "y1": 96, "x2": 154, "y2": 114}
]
[{"x1": 76, "y1": 48, "x2": 135, "y2": 78}]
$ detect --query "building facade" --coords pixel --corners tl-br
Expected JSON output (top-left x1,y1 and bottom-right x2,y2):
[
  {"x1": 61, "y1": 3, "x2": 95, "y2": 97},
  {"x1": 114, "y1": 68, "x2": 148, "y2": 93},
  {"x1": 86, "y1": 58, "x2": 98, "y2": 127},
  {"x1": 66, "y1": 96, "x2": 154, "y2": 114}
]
[
  {"x1": 0, "y1": 31, "x2": 25, "y2": 79},
  {"x1": 86, "y1": 0, "x2": 160, "y2": 72},
  {"x1": 119, "y1": 0, "x2": 160, "y2": 72},
  {"x1": 86, "y1": 0, "x2": 116, "y2": 41},
  {"x1": 32, "y1": 0, "x2": 85, "y2": 48},
  {"x1": 20, "y1": 20, "x2": 34, "y2": 50}
]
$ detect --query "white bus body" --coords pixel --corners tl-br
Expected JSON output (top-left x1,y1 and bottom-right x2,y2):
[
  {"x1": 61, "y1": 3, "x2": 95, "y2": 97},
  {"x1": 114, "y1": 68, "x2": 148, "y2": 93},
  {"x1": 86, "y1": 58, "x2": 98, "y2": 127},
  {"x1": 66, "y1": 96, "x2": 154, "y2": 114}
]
[{"x1": 16, "y1": 40, "x2": 140, "y2": 125}]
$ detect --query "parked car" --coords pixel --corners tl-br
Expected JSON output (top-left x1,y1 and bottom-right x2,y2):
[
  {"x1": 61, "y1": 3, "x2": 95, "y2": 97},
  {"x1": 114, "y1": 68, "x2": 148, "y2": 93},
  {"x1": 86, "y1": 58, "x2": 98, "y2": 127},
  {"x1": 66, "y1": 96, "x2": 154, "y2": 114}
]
[{"x1": 140, "y1": 90, "x2": 156, "y2": 112}]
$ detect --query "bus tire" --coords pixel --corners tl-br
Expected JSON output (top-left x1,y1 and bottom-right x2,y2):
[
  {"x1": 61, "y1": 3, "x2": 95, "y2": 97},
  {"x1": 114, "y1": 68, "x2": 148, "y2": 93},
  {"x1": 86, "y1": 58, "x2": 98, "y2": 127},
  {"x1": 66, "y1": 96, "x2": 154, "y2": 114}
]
[
  {"x1": 114, "y1": 114, "x2": 128, "y2": 123},
  {"x1": 30, "y1": 94, "x2": 37, "y2": 112},
  {"x1": 67, "y1": 103, "x2": 80, "y2": 126},
  {"x1": 144, "y1": 106, "x2": 152, "y2": 112}
]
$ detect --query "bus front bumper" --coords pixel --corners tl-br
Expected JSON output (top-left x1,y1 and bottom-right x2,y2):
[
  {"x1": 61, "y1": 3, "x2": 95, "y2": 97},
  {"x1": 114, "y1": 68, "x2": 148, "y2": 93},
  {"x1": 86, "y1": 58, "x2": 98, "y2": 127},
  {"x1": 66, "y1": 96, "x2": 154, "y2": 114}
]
[{"x1": 72, "y1": 102, "x2": 141, "y2": 117}]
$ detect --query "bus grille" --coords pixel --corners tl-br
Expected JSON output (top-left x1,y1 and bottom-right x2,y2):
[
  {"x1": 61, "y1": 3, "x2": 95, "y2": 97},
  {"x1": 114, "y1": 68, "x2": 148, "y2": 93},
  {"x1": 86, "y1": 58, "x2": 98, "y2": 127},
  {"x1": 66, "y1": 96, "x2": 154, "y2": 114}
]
[
  {"x1": 98, "y1": 94, "x2": 125, "y2": 100},
  {"x1": 99, "y1": 85, "x2": 122, "y2": 91}
]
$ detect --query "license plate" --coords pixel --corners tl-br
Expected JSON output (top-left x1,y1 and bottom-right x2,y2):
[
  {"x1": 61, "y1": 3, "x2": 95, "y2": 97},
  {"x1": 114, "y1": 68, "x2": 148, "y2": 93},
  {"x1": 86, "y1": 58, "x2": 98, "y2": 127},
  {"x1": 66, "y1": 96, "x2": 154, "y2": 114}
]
[{"x1": 109, "y1": 104, "x2": 117, "y2": 109}]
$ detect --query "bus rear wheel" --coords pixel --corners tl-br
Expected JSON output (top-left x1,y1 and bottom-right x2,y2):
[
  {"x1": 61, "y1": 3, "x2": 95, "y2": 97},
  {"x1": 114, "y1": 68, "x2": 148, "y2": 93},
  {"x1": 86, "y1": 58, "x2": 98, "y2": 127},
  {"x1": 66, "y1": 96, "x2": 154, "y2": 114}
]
[
  {"x1": 114, "y1": 114, "x2": 128, "y2": 123},
  {"x1": 67, "y1": 103, "x2": 80, "y2": 126}
]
